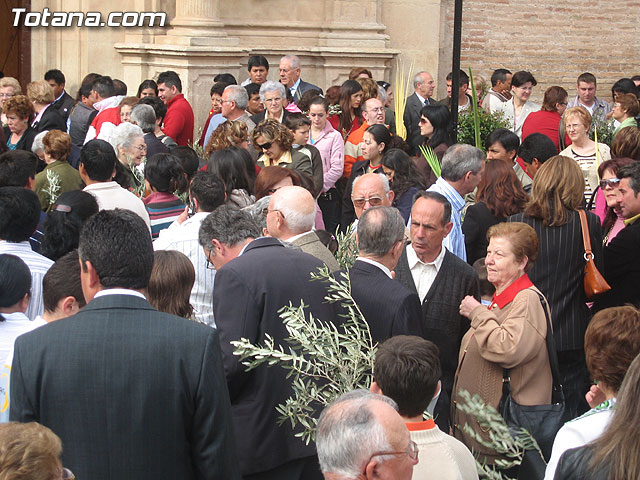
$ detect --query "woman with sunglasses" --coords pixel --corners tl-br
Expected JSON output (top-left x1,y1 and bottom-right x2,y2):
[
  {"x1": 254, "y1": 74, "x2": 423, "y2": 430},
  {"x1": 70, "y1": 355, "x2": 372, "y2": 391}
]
[
  {"x1": 252, "y1": 119, "x2": 313, "y2": 176},
  {"x1": 594, "y1": 158, "x2": 635, "y2": 246}
]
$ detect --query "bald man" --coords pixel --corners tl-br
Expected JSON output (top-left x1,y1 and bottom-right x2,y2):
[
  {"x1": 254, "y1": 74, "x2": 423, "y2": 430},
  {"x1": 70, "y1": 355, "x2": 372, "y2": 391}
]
[
  {"x1": 347, "y1": 172, "x2": 394, "y2": 231},
  {"x1": 267, "y1": 186, "x2": 339, "y2": 271}
]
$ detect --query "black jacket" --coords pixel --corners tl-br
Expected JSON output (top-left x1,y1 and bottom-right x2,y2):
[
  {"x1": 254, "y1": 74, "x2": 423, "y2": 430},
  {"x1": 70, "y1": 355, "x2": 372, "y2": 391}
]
[
  {"x1": 554, "y1": 445, "x2": 609, "y2": 480},
  {"x1": 32, "y1": 106, "x2": 67, "y2": 134}
]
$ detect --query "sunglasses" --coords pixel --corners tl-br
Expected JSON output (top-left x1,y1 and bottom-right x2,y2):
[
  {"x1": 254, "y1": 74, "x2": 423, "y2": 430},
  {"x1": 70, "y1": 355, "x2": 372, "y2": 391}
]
[
  {"x1": 257, "y1": 142, "x2": 272, "y2": 150},
  {"x1": 352, "y1": 196, "x2": 383, "y2": 208},
  {"x1": 600, "y1": 178, "x2": 620, "y2": 189}
]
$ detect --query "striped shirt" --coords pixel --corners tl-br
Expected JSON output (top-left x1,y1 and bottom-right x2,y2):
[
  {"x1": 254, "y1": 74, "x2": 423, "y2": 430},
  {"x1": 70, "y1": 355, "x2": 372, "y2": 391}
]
[
  {"x1": 0, "y1": 241, "x2": 54, "y2": 320},
  {"x1": 427, "y1": 177, "x2": 467, "y2": 262},
  {"x1": 143, "y1": 192, "x2": 185, "y2": 239},
  {"x1": 153, "y1": 212, "x2": 216, "y2": 326}
]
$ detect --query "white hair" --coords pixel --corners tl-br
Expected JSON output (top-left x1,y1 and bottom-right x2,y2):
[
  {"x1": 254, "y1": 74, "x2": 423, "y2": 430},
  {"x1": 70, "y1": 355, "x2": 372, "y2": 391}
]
[
  {"x1": 31, "y1": 130, "x2": 48, "y2": 155},
  {"x1": 224, "y1": 85, "x2": 249, "y2": 110},
  {"x1": 317, "y1": 390, "x2": 398, "y2": 478},
  {"x1": 271, "y1": 191, "x2": 315, "y2": 234},
  {"x1": 413, "y1": 71, "x2": 428, "y2": 89},
  {"x1": 352, "y1": 172, "x2": 391, "y2": 194},
  {"x1": 107, "y1": 122, "x2": 144, "y2": 153},
  {"x1": 259, "y1": 80, "x2": 286, "y2": 102},
  {"x1": 280, "y1": 54, "x2": 301, "y2": 69}
]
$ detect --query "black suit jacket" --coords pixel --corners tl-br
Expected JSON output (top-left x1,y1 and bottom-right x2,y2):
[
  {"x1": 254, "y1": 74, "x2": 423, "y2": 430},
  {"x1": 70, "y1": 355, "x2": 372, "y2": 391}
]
[
  {"x1": 462, "y1": 201, "x2": 505, "y2": 265},
  {"x1": 394, "y1": 246, "x2": 480, "y2": 429},
  {"x1": 250, "y1": 109, "x2": 291, "y2": 126},
  {"x1": 10, "y1": 294, "x2": 240, "y2": 480},
  {"x1": 292, "y1": 79, "x2": 323, "y2": 104},
  {"x1": 212, "y1": 237, "x2": 337, "y2": 476},
  {"x1": 403, "y1": 93, "x2": 436, "y2": 155},
  {"x1": 345, "y1": 260, "x2": 424, "y2": 345},
  {"x1": 144, "y1": 132, "x2": 170, "y2": 158},
  {"x1": 51, "y1": 91, "x2": 76, "y2": 122},
  {"x1": 509, "y1": 210, "x2": 603, "y2": 351},
  {"x1": 32, "y1": 106, "x2": 67, "y2": 134},
  {"x1": 596, "y1": 218, "x2": 640, "y2": 310}
]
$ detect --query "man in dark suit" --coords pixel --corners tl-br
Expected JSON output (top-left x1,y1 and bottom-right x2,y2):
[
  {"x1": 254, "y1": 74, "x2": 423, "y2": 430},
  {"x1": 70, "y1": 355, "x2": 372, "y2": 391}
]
[
  {"x1": 199, "y1": 205, "x2": 336, "y2": 480},
  {"x1": 279, "y1": 54, "x2": 323, "y2": 104},
  {"x1": 404, "y1": 71, "x2": 437, "y2": 155},
  {"x1": 394, "y1": 191, "x2": 480, "y2": 431},
  {"x1": 10, "y1": 209, "x2": 240, "y2": 480},
  {"x1": 598, "y1": 162, "x2": 640, "y2": 309},
  {"x1": 346, "y1": 206, "x2": 424, "y2": 345},
  {"x1": 45, "y1": 69, "x2": 76, "y2": 122}
]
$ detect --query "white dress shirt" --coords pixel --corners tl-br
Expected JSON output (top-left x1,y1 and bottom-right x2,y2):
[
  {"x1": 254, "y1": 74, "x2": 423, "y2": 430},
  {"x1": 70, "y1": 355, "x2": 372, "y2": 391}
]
[
  {"x1": 0, "y1": 241, "x2": 53, "y2": 320},
  {"x1": 154, "y1": 212, "x2": 215, "y2": 326},
  {"x1": 356, "y1": 256, "x2": 393, "y2": 278},
  {"x1": 83, "y1": 182, "x2": 151, "y2": 231},
  {"x1": 406, "y1": 244, "x2": 446, "y2": 302}
]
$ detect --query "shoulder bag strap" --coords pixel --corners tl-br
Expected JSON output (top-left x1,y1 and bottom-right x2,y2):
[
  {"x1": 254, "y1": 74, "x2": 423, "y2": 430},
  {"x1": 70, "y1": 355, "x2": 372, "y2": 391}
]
[
  {"x1": 534, "y1": 291, "x2": 565, "y2": 404},
  {"x1": 578, "y1": 209, "x2": 593, "y2": 261}
]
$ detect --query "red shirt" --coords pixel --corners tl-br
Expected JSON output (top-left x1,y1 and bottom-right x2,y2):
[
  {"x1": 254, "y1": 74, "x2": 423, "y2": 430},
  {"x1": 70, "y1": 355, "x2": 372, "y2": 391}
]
[
  {"x1": 521, "y1": 110, "x2": 571, "y2": 153},
  {"x1": 162, "y1": 93, "x2": 195, "y2": 147}
]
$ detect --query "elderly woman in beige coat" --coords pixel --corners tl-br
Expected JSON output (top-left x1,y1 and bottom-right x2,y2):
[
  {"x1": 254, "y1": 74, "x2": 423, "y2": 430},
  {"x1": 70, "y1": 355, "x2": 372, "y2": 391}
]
[{"x1": 451, "y1": 221, "x2": 553, "y2": 464}]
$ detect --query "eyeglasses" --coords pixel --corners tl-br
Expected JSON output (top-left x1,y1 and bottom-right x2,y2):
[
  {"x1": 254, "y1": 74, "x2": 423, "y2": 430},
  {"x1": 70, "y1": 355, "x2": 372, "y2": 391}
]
[
  {"x1": 419, "y1": 117, "x2": 430, "y2": 124},
  {"x1": 257, "y1": 142, "x2": 273, "y2": 150},
  {"x1": 352, "y1": 196, "x2": 384, "y2": 208},
  {"x1": 134, "y1": 144, "x2": 147, "y2": 152},
  {"x1": 565, "y1": 123, "x2": 584, "y2": 131},
  {"x1": 266, "y1": 208, "x2": 285, "y2": 218},
  {"x1": 365, "y1": 440, "x2": 419, "y2": 468},
  {"x1": 205, "y1": 255, "x2": 216, "y2": 270},
  {"x1": 600, "y1": 178, "x2": 620, "y2": 189},
  {"x1": 558, "y1": 102, "x2": 568, "y2": 106}
]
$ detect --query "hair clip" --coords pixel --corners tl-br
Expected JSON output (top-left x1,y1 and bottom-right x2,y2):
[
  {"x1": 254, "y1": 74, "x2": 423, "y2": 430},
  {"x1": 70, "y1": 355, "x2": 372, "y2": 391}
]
[{"x1": 53, "y1": 203, "x2": 71, "y2": 213}]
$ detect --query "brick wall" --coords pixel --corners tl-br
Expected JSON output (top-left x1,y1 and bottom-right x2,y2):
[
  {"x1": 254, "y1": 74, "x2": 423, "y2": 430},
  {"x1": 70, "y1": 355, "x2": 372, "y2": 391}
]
[{"x1": 437, "y1": 0, "x2": 640, "y2": 104}]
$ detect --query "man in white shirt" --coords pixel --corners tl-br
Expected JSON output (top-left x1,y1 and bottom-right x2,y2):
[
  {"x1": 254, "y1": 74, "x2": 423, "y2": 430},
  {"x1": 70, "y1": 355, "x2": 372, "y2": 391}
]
[
  {"x1": 154, "y1": 171, "x2": 226, "y2": 326},
  {"x1": 0, "y1": 187, "x2": 53, "y2": 320},
  {"x1": 79, "y1": 139, "x2": 151, "y2": 231},
  {"x1": 482, "y1": 68, "x2": 512, "y2": 113}
]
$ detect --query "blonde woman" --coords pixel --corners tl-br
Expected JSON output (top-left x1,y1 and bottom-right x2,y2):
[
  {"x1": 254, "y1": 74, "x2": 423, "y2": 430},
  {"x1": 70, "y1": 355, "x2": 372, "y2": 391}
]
[{"x1": 26, "y1": 80, "x2": 66, "y2": 133}]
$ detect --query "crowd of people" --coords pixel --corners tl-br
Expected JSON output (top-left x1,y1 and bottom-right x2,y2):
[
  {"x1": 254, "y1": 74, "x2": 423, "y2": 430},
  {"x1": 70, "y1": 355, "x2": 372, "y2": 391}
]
[{"x1": 1, "y1": 56, "x2": 640, "y2": 480}]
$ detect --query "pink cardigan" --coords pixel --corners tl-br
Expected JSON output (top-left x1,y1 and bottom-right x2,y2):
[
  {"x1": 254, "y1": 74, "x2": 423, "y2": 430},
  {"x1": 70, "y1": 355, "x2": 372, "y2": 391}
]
[{"x1": 310, "y1": 121, "x2": 344, "y2": 192}]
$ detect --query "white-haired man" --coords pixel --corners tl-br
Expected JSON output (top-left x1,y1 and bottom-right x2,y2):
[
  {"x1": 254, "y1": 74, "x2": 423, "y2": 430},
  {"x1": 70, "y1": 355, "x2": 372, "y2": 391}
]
[
  {"x1": 279, "y1": 54, "x2": 323, "y2": 104},
  {"x1": 267, "y1": 186, "x2": 339, "y2": 271},
  {"x1": 404, "y1": 71, "x2": 437, "y2": 155}
]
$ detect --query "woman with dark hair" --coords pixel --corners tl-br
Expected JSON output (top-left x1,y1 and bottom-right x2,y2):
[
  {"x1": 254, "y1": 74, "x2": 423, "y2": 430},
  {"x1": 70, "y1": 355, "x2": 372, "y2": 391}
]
[
  {"x1": 143, "y1": 153, "x2": 188, "y2": 238},
  {"x1": 41, "y1": 190, "x2": 99, "y2": 261},
  {"x1": 509, "y1": 155, "x2": 603, "y2": 421},
  {"x1": 611, "y1": 77, "x2": 639, "y2": 101},
  {"x1": 522, "y1": 85, "x2": 570, "y2": 151},
  {"x1": 137, "y1": 79, "x2": 158, "y2": 98},
  {"x1": 417, "y1": 104, "x2": 452, "y2": 186},
  {"x1": 0, "y1": 254, "x2": 36, "y2": 361},
  {"x1": 553, "y1": 350, "x2": 640, "y2": 480},
  {"x1": 546, "y1": 306, "x2": 640, "y2": 480},
  {"x1": 253, "y1": 165, "x2": 300, "y2": 200},
  {"x1": 341, "y1": 124, "x2": 403, "y2": 228},
  {"x1": 207, "y1": 146, "x2": 255, "y2": 208},
  {"x1": 590, "y1": 158, "x2": 634, "y2": 245},
  {"x1": 328, "y1": 80, "x2": 364, "y2": 141},
  {"x1": 463, "y1": 160, "x2": 528, "y2": 264},
  {"x1": 497, "y1": 70, "x2": 540, "y2": 138},
  {"x1": 148, "y1": 250, "x2": 195, "y2": 319},
  {"x1": 381, "y1": 148, "x2": 426, "y2": 222}
]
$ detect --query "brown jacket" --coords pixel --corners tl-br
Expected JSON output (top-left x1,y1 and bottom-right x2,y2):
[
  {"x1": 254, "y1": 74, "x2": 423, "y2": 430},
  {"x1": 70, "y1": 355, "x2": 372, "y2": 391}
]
[{"x1": 451, "y1": 284, "x2": 552, "y2": 463}]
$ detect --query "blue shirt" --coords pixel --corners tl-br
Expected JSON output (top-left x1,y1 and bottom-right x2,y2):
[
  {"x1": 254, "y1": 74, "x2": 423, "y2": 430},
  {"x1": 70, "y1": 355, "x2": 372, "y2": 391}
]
[
  {"x1": 427, "y1": 177, "x2": 467, "y2": 261},
  {"x1": 202, "y1": 114, "x2": 227, "y2": 147}
]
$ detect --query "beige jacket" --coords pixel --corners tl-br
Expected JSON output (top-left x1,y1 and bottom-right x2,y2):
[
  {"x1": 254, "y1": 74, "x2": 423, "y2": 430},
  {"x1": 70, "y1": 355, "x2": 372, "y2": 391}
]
[{"x1": 451, "y1": 285, "x2": 552, "y2": 463}]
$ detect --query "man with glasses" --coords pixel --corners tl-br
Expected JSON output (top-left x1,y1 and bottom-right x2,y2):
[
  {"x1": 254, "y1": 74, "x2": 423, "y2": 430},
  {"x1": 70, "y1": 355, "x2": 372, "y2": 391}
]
[
  {"x1": 344, "y1": 98, "x2": 387, "y2": 174},
  {"x1": 317, "y1": 390, "x2": 418, "y2": 480},
  {"x1": 198, "y1": 205, "x2": 337, "y2": 479},
  {"x1": 348, "y1": 172, "x2": 394, "y2": 232},
  {"x1": 279, "y1": 54, "x2": 322, "y2": 105}
]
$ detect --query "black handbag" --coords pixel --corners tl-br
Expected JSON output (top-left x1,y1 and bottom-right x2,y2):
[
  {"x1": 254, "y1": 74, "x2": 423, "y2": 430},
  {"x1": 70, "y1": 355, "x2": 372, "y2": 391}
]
[{"x1": 498, "y1": 292, "x2": 565, "y2": 480}]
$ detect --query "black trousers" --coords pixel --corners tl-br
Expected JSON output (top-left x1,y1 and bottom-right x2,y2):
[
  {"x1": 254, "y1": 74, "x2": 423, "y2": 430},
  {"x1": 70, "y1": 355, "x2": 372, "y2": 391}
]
[
  {"x1": 557, "y1": 348, "x2": 590, "y2": 422},
  {"x1": 318, "y1": 187, "x2": 341, "y2": 234}
]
